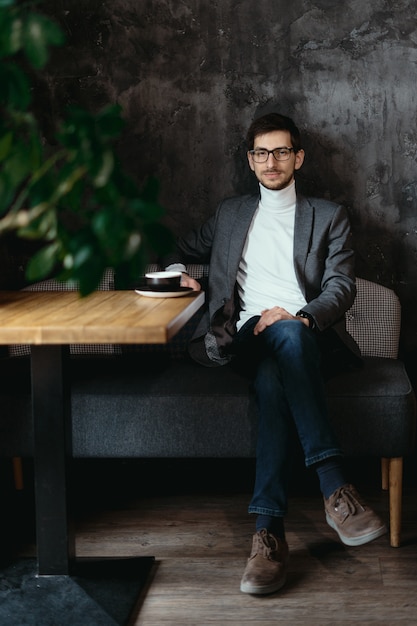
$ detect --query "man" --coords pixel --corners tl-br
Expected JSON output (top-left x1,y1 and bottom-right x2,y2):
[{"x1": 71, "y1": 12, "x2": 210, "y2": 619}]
[{"x1": 164, "y1": 113, "x2": 387, "y2": 595}]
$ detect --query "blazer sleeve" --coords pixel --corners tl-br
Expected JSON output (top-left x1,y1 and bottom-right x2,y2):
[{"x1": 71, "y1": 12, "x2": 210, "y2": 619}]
[
  {"x1": 161, "y1": 212, "x2": 217, "y2": 268},
  {"x1": 299, "y1": 203, "x2": 356, "y2": 332}
]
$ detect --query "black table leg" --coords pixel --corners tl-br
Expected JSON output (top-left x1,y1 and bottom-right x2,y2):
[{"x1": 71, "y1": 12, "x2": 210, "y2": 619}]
[
  {"x1": 27, "y1": 346, "x2": 154, "y2": 624},
  {"x1": 31, "y1": 344, "x2": 74, "y2": 576}
]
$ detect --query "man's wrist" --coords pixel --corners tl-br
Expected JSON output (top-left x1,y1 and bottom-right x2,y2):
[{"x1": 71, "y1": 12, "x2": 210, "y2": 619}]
[{"x1": 296, "y1": 310, "x2": 316, "y2": 330}]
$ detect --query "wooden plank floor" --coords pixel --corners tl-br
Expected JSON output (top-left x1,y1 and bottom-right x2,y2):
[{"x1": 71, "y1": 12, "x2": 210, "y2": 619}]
[
  {"x1": 11, "y1": 458, "x2": 417, "y2": 624},
  {"x1": 68, "y1": 459, "x2": 417, "y2": 625}
]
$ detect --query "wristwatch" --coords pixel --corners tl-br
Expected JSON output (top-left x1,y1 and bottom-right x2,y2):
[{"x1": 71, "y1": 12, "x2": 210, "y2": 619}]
[{"x1": 296, "y1": 310, "x2": 316, "y2": 330}]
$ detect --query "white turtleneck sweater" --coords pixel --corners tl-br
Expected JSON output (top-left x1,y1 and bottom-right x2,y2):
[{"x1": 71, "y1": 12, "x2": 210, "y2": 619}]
[{"x1": 236, "y1": 182, "x2": 307, "y2": 330}]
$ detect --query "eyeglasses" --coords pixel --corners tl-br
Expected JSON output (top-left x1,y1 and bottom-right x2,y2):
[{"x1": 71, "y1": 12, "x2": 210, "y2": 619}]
[{"x1": 249, "y1": 147, "x2": 294, "y2": 163}]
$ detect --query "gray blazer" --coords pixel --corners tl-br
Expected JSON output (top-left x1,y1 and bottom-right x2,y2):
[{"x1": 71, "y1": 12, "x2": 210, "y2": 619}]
[{"x1": 165, "y1": 192, "x2": 360, "y2": 365}]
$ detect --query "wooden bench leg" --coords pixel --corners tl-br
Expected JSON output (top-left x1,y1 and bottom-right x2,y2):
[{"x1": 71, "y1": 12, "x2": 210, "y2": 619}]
[
  {"x1": 12, "y1": 456, "x2": 24, "y2": 490},
  {"x1": 382, "y1": 457, "x2": 403, "y2": 548},
  {"x1": 381, "y1": 457, "x2": 389, "y2": 491}
]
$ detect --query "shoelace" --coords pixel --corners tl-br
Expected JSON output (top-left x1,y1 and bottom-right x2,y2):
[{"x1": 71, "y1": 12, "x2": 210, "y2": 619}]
[
  {"x1": 333, "y1": 485, "x2": 366, "y2": 515},
  {"x1": 257, "y1": 529, "x2": 279, "y2": 555}
]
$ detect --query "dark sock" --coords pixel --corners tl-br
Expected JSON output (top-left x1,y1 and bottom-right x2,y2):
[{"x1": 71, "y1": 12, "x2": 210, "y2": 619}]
[
  {"x1": 315, "y1": 457, "x2": 347, "y2": 499},
  {"x1": 256, "y1": 515, "x2": 285, "y2": 541}
]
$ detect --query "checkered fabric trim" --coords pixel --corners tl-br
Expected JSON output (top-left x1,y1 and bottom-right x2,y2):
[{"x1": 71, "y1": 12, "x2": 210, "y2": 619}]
[
  {"x1": 8, "y1": 268, "x2": 121, "y2": 357},
  {"x1": 346, "y1": 277, "x2": 401, "y2": 358},
  {"x1": 185, "y1": 264, "x2": 209, "y2": 279}
]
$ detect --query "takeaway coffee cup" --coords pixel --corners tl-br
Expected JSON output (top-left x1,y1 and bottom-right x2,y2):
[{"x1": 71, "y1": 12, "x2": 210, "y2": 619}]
[{"x1": 145, "y1": 271, "x2": 182, "y2": 288}]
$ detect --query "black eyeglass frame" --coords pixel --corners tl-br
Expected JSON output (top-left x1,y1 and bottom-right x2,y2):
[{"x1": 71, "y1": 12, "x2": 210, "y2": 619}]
[{"x1": 248, "y1": 147, "x2": 295, "y2": 163}]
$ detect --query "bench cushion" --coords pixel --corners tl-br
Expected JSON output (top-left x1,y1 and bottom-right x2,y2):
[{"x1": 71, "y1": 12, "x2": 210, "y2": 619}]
[
  {"x1": 1, "y1": 354, "x2": 414, "y2": 460},
  {"x1": 326, "y1": 357, "x2": 415, "y2": 456}
]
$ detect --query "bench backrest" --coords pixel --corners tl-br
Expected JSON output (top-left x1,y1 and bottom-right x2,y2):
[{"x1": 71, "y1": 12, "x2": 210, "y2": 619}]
[{"x1": 346, "y1": 277, "x2": 401, "y2": 359}]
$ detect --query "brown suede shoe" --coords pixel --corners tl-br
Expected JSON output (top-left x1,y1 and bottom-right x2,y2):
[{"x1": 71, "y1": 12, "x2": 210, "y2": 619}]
[
  {"x1": 240, "y1": 529, "x2": 289, "y2": 595},
  {"x1": 324, "y1": 484, "x2": 387, "y2": 546}
]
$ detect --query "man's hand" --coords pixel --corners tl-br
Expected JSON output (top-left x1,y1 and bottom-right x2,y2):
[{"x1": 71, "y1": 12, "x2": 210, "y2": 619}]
[
  {"x1": 253, "y1": 306, "x2": 309, "y2": 335},
  {"x1": 180, "y1": 273, "x2": 201, "y2": 291}
]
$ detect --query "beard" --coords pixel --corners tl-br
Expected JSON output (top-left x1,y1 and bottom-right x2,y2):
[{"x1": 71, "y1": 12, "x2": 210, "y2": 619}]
[{"x1": 258, "y1": 169, "x2": 295, "y2": 191}]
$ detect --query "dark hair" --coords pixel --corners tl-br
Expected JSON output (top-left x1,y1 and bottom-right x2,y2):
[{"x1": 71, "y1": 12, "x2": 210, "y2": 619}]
[{"x1": 246, "y1": 113, "x2": 302, "y2": 152}]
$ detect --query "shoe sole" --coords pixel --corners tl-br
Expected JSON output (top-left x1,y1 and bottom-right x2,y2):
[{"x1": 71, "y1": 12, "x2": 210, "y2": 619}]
[
  {"x1": 326, "y1": 514, "x2": 388, "y2": 546},
  {"x1": 240, "y1": 575, "x2": 286, "y2": 595}
]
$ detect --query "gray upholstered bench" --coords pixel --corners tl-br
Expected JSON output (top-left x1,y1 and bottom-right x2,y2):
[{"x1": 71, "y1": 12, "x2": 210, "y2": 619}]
[{"x1": 0, "y1": 265, "x2": 415, "y2": 547}]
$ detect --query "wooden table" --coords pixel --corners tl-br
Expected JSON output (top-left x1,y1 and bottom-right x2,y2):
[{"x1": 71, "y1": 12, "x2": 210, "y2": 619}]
[
  {"x1": 0, "y1": 289, "x2": 205, "y2": 576},
  {"x1": 0, "y1": 289, "x2": 204, "y2": 345}
]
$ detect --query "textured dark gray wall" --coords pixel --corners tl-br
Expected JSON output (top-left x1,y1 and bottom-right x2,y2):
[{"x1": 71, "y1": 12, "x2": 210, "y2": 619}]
[{"x1": 40, "y1": 0, "x2": 417, "y2": 356}]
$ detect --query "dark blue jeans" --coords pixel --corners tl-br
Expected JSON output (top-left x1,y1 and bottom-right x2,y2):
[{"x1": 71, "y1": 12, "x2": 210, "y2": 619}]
[{"x1": 231, "y1": 317, "x2": 343, "y2": 517}]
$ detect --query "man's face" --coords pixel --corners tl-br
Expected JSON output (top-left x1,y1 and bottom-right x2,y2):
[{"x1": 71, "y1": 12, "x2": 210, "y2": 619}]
[{"x1": 247, "y1": 130, "x2": 305, "y2": 191}]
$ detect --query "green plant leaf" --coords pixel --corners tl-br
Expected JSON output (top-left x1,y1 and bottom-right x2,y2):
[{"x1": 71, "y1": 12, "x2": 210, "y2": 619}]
[
  {"x1": 2, "y1": 144, "x2": 32, "y2": 187},
  {"x1": 23, "y1": 12, "x2": 64, "y2": 69},
  {"x1": 0, "y1": 131, "x2": 13, "y2": 160},
  {"x1": 26, "y1": 241, "x2": 60, "y2": 281},
  {"x1": 75, "y1": 258, "x2": 106, "y2": 297},
  {"x1": 0, "y1": 2, "x2": 173, "y2": 296},
  {"x1": 0, "y1": 8, "x2": 22, "y2": 57},
  {"x1": 96, "y1": 104, "x2": 125, "y2": 138},
  {"x1": 17, "y1": 208, "x2": 57, "y2": 240},
  {"x1": 71, "y1": 242, "x2": 97, "y2": 270},
  {"x1": 93, "y1": 149, "x2": 114, "y2": 187},
  {"x1": 0, "y1": 63, "x2": 31, "y2": 109},
  {"x1": 0, "y1": 172, "x2": 14, "y2": 216}
]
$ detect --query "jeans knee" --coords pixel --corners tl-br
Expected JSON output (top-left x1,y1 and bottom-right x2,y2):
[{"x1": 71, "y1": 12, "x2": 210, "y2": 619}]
[
  {"x1": 263, "y1": 320, "x2": 318, "y2": 361},
  {"x1": 263, "y1": 319, "x2": 307, "y2": 344}
]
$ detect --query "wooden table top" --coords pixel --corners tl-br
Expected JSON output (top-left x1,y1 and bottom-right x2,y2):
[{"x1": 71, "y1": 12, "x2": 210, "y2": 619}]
[{"x1": 0, "y1": 289, "x2": 205, "y2": 345}]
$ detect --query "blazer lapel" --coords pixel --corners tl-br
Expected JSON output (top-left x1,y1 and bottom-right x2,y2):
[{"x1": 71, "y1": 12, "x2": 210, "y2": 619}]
[
  {"x1": 227, "y1": 194, "x2": 259, "y2": 281},
  {"x1": 294, "y1": 194, "x2": 313, "y2": 297}
]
